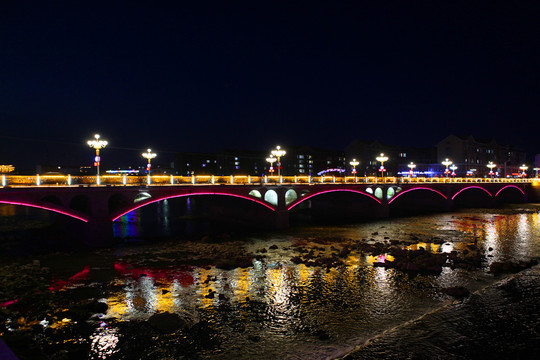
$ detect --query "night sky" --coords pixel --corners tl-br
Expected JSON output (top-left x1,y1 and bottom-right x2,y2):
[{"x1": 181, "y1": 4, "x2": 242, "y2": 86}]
[{"x1": 2, "y1": 1, "x2": 540, "y2": 169}]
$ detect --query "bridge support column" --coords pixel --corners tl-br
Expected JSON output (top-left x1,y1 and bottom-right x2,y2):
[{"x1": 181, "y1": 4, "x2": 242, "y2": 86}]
[
  {"x1": 445, "y1": 198, "x2": 455, "y2": 212},
  {"x1": 375, "y1": 203, "x2": 390, "y2": 219},
  {"x1": 273, "y1": 209, "x2": 289, "y2": 229},
  {"x1": 81, "y1": 218, "x2": 114, "y2": 247},
  {"x1": 273, "y1": 188, "x2": 290, "y2": 229}
]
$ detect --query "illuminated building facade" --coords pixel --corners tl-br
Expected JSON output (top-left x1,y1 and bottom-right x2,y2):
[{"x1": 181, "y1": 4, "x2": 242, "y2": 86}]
[{"x1": 437, "y1": 135, "x2": 526, "y2": 177}]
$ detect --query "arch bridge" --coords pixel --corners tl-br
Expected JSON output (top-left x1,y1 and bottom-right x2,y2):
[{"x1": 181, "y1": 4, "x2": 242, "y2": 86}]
[{"x1": 0, "y1": 175, "x2": 537, "y2": 246}]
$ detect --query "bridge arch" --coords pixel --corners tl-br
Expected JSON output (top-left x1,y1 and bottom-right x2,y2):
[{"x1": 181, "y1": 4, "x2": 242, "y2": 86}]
[
  {"x1": 495, "y1": 185, "x2": 525, "y2": 197},
  {"x1": 287, "y1": 189, "x2": 381, "y2": 211},
  {"x1": 285, "y1": 189, "x2": 298, "y2": 205},
  {"x1": 388, "y1": 187, "x2": 447, "y2": 205},
  {"x1": 264, "y1": 190, "x2": 278, "y2": 206},
  {"x1": 112, "y1": 192, "x2": 276, "y2": 221},
  {"x1": 451, "y1": 186, "x2": 492, "y2": 200},
  {"x1": 0, "y1": 200, "x2": 89, "y2": 222}
]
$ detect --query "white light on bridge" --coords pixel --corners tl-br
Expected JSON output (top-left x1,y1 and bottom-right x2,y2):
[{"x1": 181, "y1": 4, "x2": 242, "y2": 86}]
[
  {"x1": 87, "y1": 134, "x2": 108, "y2": 179},
  {"x1": 442, "y1": 158, "x2": 452, "y2": 177},
  {"x1": 376, "y1": 153, "x2": 389, "y2": 177},
  {"x1": 142, "y1": 149, "x2": 157, "y2": 176},
  {"x1": 270, "y1": 146, "x2": 286, "y2": 176}
]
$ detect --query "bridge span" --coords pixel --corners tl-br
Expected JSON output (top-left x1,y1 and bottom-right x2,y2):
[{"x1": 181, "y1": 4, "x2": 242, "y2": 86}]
[{"x1": 1, "y1": 175, "x2": 538, "y2": 246}]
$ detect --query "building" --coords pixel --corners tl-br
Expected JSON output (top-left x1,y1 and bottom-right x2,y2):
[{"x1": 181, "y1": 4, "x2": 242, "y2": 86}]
[
  {"x1": 283, "y1": 146, "x2": 346, "y2": 176},
  {"x1": 437, "y1": 135, "x2": 526, "y2": 177}
]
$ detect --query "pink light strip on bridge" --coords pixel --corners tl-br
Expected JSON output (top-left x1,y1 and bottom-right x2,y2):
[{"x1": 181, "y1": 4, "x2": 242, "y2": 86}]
[
  {"x1": 287, "y1": 189, "x2": 381, "y2": 211},
  {"x1": 0, "y1": 200, "x2": 89, "y2": 222},
  {"x1": 451, "y1": 186, "x2": 492, "y2": 200},
  {"x1": 387, "y1": 187, "x2": 448, "y2": 204},
  {"x1": 112, "y1": 192, "x2": 276, "y2": 221},
  {"x1": 495, "y1": 185, "x2": 525, "y2": 197}
]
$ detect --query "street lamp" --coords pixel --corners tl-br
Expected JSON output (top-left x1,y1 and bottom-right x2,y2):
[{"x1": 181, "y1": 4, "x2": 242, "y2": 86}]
[
  {"x1": 376, "y1": 153, "x2": 389, "y2": 177},
  {"x1": 442, "y1": 158, "x2": 452, "y2": 177},
  {"x1": 271, "y1": 146, "x2": 286, "y2": 176},
  {"x1": 142, "y1": 149, "x2": 157, "y2": 175},
  {"x1": 519, "y1": 164, "x2": 528, "y2": 177},
  {"x1": 534, "y1": 168, "x2": 540, "y2": 178},
  {"x1": 87, "y1": 134, "x2": 108, "y2": 178},
  {"x1": 487, "y1": 161, "x2": 496, "y2": 178},
  {"x1": 407, "y1": 162, "x2": 416, "y2": 177},
  {"x1": 349, "y1": 159, "x2": 360, "y2": 176},
  {"x1": 449, "y1": 164, "x2": 457, "y2": 177},
  {"x1": 266, "y1": 156, "x2": 277, "y2": 175}
]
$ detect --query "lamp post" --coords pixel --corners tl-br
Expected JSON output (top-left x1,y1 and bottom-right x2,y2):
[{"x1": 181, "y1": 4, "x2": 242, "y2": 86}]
[
  {"x1": 142, "y1": 149, "x2": 157, "y2": 175},
  {"x1": 534, "y1": 168, "x2": 540, "y2": 178},
  {"x1": 349, "y1": 159, "x2": 359, "y2": 176},
  {"x1": 266, "y1": 156, "x2": 277, "y2": 175},
  {"x1": 87, "y1": 134, "x2": 108, "y2": 178},
  {"x1": 519, "y1": 164, "x2": 528, "y2": 178},
  {"x1": 271, "y1": 146, "x2": 286, "y2": 177},
  {"x1": 442, "y1": 158, "x2": 452, "y2": 177},
  {"x1": 487, "y1": 161, "x2": 496, "y2": 178},
  {"x1": 450, "y1": 164, "x2": 458, "y2": 177},
  {"x1": 376, "y1": 153, "x2": 389, "y2": 177},
  {"x1": 407, "y1": 162, "x2": 416, "y2": 178}
]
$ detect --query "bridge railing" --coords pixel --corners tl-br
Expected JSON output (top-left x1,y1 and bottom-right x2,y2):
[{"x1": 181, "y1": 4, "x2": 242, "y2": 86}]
[{"x1": 0, "y1": 174, "x2": 535, "y2": 188}]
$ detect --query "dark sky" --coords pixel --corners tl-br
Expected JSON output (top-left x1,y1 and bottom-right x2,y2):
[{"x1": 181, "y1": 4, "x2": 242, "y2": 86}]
[{"x1": 2, "y1": 1, "x2": 540, "y2": 169}]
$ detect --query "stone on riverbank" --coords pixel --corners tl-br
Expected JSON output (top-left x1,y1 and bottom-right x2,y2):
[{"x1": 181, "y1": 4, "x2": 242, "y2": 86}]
[
  {"x1": 441, "y1": 286, "x2": 470, "y2": 299},
  {"x1": 489, "y1": 259, "x2": 538, "y2": 274},
  {"x1": 147, "y1": 312, "x2": 187, "y2": 333}
]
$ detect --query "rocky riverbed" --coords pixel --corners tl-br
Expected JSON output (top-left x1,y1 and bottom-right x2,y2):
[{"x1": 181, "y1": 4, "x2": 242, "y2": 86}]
[{"x1": 1, "y1": 206, "x2": 540, "y2": 359}]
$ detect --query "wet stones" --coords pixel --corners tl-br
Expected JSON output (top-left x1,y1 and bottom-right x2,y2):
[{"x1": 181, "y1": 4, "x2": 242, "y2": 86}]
[
  {"x1": 147, "y1": 311, "x2": 187, "y2": 333},
  {"x1": 442, "y1": 286, "x2": 470, "y2": 299},
  {"x1": 489, "y1": 259, "x2": 539, "y2": 274}
]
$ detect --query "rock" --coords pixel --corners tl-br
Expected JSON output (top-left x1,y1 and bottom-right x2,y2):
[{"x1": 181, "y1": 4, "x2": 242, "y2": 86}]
[
  {"x1": 162, "y1": 289, "x2": 170, "y2": 295},
  {"x1": 147, "y1": 312, "x2": 186, "y2": 333},
  {"x1": 442, "y1": 286, "x2": 470, "y2": 298},
  {"x1": 269, "y1": 244, "x2": 278, "y2": 250},
  {"x1": 313, "y1": 329, "x2": 330, "y2": 340},
  {"x1": 87, "y1": 300, "x2": 108, "y2": 314}
]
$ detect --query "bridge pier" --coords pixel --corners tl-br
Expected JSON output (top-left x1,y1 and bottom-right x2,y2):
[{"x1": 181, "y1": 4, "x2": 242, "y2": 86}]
[
  {"x1": 273, "y1": 188, "x2": 290, "y2": 229},
  {"x1": 80, "y1": 219, "x2": 114, "y2": 247},
  {"x1": 273, "y1": 209, "x2": 289, "y2": 229}
]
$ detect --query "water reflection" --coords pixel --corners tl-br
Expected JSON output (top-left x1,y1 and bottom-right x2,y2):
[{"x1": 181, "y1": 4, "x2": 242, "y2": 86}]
[
  {"x1": 5, "y1": 207, "x2": 540, "y2": 359},
  {"x1": 90, "y1": 323, "x2": 119, "y2": 359}
]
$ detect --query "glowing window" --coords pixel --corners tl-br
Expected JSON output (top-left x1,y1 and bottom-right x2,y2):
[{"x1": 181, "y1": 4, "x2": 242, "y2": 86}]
[
  {"x1": 264, "y1": 190, "x2": 278, "y2": 206},
  {"x1": 285, "y1": 189, "x2": 298, "y2": 205},
  {"x1": 374, "y1": 187, "x2": 383, "y2": 200},
  {"x1": 387, "y1": 187, "x2": 395, "y2": 200},
  {"x1": 249, "y1": 190, "x2": 262, "y2": 198}
]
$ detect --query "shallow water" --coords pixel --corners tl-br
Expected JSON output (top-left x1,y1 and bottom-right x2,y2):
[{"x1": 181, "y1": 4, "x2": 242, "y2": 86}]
[{"x1": 1, "y1": 204, "x2": 540, "y2": 359}]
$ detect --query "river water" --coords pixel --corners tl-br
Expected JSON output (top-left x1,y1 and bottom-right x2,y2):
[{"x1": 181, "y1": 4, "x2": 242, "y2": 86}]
[{"x1": 1, "y1": 203, "x2": 540, "y2": 359}]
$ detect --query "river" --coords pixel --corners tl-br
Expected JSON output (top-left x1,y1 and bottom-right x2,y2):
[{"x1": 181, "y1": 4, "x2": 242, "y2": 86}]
[{"x1": 0, "y1": 203, "x2": 539, "y2": 359}]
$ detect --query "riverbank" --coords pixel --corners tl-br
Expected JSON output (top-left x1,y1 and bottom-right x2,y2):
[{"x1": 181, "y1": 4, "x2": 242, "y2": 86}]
[{"x1": 341, "y1": 265, "x2": 540, "y2": 359}]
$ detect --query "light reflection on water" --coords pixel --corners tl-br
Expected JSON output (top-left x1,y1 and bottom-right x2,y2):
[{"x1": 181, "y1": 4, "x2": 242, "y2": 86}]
[
  {"x1": 3, "y1": 204, "x2": 540, "y2": 359},
  {"x1": 100, "y1": 208, "x2": 540, "y2": 358}
]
